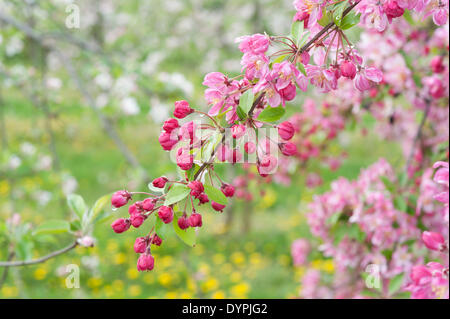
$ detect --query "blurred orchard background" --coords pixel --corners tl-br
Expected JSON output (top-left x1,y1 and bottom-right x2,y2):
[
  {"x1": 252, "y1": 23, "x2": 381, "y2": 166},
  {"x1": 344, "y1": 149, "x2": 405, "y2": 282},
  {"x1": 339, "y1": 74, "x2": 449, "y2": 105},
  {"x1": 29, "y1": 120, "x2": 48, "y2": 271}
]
[{"x1": 0, "y1": 0, "x2": 446, "y2": 299}]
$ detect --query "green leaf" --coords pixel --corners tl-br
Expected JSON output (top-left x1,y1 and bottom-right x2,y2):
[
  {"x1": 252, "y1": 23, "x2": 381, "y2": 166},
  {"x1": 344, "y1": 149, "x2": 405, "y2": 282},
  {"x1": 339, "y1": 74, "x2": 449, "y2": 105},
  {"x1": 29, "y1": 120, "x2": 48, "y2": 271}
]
[
  {"x1": 236, "y1": 105, "x2": 247, "y2": 120},
  {"x1": 327, "y1": 212, "x2": 341, "y2": 226},
  {"x1": 380, "y1": 176, "x2": 395, "y2": 193},
  {"x1": 204, "y1": 185, "x2": 228, "y2": 206},
  {"x1": 332, "y1": 1, "x2": 348, "y2": 26},
  {"x1": 239, "y1": 90, "x2": 255, "y2": 114},
  {"x1": 388, "y1": 273, "x2": 405, "y2": 296},
  {"x1": 173, "y1": 214, "x2": 196, "y2": 247},
  {"x1": 340, "y1": 12, "x2": 361, "y2": 30},
  {"x1": 291, "y1": 20, "x2": 304, "y2": 45},
  {"x1": 318, "y1": 12, "x2": 332, "y2": 27},
  {"x1": 394, "y1": 197, "x2": 407, "y2": 213},
  {"x1": 297, "y1": 62, "x2": 307, "y2": 76},
  {"x1": 89, "y1": 194, "x2": 111, "y2": 223},
  {"x1": 273, "y1": 54, "x2": 289, "y2": 64},
  {"x1": 164, "y1": 184, "x2": 190, "y2": 206},
  {"x1": 33, "y1": 220, "x2": 70, "y2": 236},
  {"x1": 16, "y1": 240, "x2": 34, "y2": 261},
  {"x1": 67, "y1": 194, "x2": 87, "y2": 221},
  {"x1": 257, "y1": 107, "x2": 286, "y2": 123},
  {"x1": 155, "y1": 217, "x2": 172, "y2": 240}
]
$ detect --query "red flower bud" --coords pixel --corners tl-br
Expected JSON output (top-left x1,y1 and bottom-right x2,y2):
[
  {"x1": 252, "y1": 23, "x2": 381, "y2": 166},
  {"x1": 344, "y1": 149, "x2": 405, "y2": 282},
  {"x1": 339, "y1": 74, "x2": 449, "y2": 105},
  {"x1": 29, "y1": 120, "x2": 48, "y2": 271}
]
[
  {"x1": 111, "y1": 190, "x2": 132, "y2": 208},
  {"x1": 422, "y1": 231, "x2": 446, "y2": 251},
  {"x1": 340, "y1": 61, "x2": 357, "y2": 80},
  {"x1": 162, "y1": 118, "x2": 179, "y2": 133},
  {"x1": 231, "y1": 124, "x2": 246, "y2": 139},
  {"x1": 176, "y1": 152, "x2": 194, "y2": 171},
  {"x1": 111, "y1": 218, "x2": 131, "y2": 233},
  {"x1": 178, "y1": 215, "x2": 190, "y2": 230},
  {"x1": 188, "y1": 181, "x2": 204, "y2": 198},
  {"x1": 280, "y1": 142, "x2": 297, "y2": 156},
  {"x1": 244, "y1": 142, "x2": 256, "y2": 154},
  {"x1": 151, "y1": 234, "x2": 163, "y2": 246},
  {"x1": 134, "y1": 237, "x2": 147, "y2": 253},
  {"x1": 159, "y1": 131, "x2": 179, "y2": 151},
  {"x1": 430, "y1": 56, "x2": 445, "y2": 73},
  {"x1": 383, "y1": 0, "x2": 404, "y2": 19},
  {"x1": 142, "y1": 198, "x2": 156, "y2": 211},
  {"x1": 152, "y1": 176, "x2": 168, "y2": 188},
  {"x1": 174, "y1": 100, "x2": 194, "y2": 119},
  {"x1": 158, "y1": 206, "x2": 174, "y2": 224},
  {"x1": 198, "y1": 193, "x2": 210, "y2": 205},
  {"x1": 211, "y1": 201, "x2": 226, "y2": 212},
  {"x1": 137, "y1": 253, "x2": 154, "y2": 272},
  {"x1": 278, "y1": 121, "x2": 295, "y2": 141},
  {"x1": 188, "y1": 212, "x2": 203, "y2": 227},
  {"x1": 221, "y1": 184, "x2": 235, "y2": 198},
  {"x1": 131, "y1": 214, "x2": 145, "y2": 228}
]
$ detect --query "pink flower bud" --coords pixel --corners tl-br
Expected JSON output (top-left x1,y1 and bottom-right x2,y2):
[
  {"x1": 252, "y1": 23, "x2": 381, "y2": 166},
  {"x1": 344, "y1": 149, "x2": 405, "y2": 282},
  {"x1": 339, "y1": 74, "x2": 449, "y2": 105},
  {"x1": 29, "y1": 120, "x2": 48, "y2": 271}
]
[
  {"x1": 176, "y1": 152, "x2": 194, "y2": 171},
  {"x1": 221, "y1": 184, "x2": 235, "y2": 198},
  {"x1": 152, "y1": 176, "x2": 168, "y2": 188},
  {"x1": 430, "y1": 56, "x2": 445, "y2": 73},
  {"x1": 174, "y1": 100, "x2": 193, "y2": 119},
  {"x1": 162, "y1": 118, "x2": 179, "y2": 133},
  {"x1": 244, "y1": 142, "x2": 256, "y2": 154},
  {"x1": 211, "y1": 201, "x2": 226, "y2": 212},
  {"x1": 77, "y1": 236, "x2": 95, "y2": 247},
  {"x1": 188, "y1": 181, "x2": 204, "y2": 198},
  {"x1": 280, "y1": 142, "x2": 297, "y2": 156},
  {"x1": 231, "y1": 124, "x2": 246, "y2": 139},
  {"x1": 158, "y1": 206, "x2": 174, "y2": 224},
  {"x1": 340, "y1": 61, "x2": 357, "y2": 79},
  {"x1": 134, "y1": 237, "x2": 147, "y2": 253},
  {"x1": 131, "y1": 214, "x2": 145, "y2": 228},
  {"x1": 152, "y1": 234, "x2": 163, "y2": 246},
  {"x1": 422, "y1": 231, "x2": 446, "y2": 251},
  {"x1": 111, "y1": 218, "x2": 131, "y2": 233},
  {"x1": 188, "y1": 212, "x2": 203, "y2": 227},
  {"x1": 111, "y1": 190, "x2": 132, "y2": 208},
  {"x1": 142, "y1": 198, "x2": 156, "y2": 211},
  {"x1": 384, "y1": 1, "x2": 404, "y2": 19},
  {"x1": 178, "y1": 215, "x2": 190, "y2": 230},
  {"x1": 410, "y1": 265, "x2": 431, "y2": 285},
  {"x1": 278, "y1": 121, "x2": 295, "y2": 141},
  {"x1": 198, "y1": 193, "x2": 209, "y2": 205},
  {"x1": 137, "y1": 253, "x2": 154, "y2": 272},
  {"x1": 159, "y1": 131, "x2": 179, "y2": 151},
  {"x1": 300, "y1": 51, "x2": 310, "y2": 65},
  {"x1": 279, "y1": 83, "x2": 297, "y2": 102}
]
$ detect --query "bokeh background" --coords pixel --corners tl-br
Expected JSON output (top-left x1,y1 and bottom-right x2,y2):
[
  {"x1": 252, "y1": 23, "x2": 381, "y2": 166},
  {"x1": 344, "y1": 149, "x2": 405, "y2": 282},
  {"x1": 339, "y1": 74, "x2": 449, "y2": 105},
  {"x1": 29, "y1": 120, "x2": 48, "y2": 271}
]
[{"x1": 0, "y1": 0, "x2": 403, "y2": 298}]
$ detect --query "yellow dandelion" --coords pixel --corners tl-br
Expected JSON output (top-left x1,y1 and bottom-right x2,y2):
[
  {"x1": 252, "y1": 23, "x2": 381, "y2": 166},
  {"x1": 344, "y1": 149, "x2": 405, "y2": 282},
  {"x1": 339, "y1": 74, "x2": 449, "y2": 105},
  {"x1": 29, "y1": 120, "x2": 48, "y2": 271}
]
[
  {"x1": 128, "y1": 285, "x2": 142, "y2": 297},
  {"x1": 114, "y1": 252, "x2": 127, "y2": 265},
  {"x1": 127, "y1": 268, "x2": 139, "y2": 280},
  {"x1": 211, "y1": 291, "x2": 226, "y2": 299},
  {"x1": 231, "y1": 282, "x2": 250, "y2": 297},
  {"x1": 106, "y1": 241, "x2": 119, "y2": 253},
  {"x1": 33, "y1": 268, "x2": 47, "y2": 280},
  {"x1": 180, "y1": 292, "x2": 193, "y2": 299},
  {"x1": 201, "y1": 278, "x2": 219, "y2": 292},
  {"x1": 231, "y1": 252, "x2": 245, "y2": 265},
  {"x1": 87, "y1": 277, "x2": 103, "y2": 289},
  {"x1": 158, "y1": 273, "x2": 173, "y2": 287},
  {"x1": 165, "y1": 291, "x2": 178, "y2": 299},
  {"x1": 230, "y1": 272, "x2": 242, "y2": 283},
  {"x1": 112, "y1": 280, "x2": 124, "y2": 292},
  {"x1": 322, "y1": 260, "x2": 335, "y2": 273},
  {"x1": 1, "y1": 286, "x2": 19, "y2": 298}
]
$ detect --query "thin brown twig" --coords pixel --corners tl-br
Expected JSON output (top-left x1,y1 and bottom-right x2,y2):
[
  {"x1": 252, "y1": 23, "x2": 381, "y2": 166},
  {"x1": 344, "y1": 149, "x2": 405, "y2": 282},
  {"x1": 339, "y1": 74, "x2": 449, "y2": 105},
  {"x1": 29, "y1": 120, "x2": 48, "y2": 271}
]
[{"x1": 0, "y1": 242, "x2": 78, "y2": 267}]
